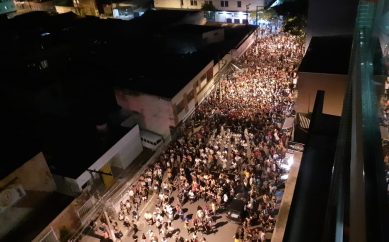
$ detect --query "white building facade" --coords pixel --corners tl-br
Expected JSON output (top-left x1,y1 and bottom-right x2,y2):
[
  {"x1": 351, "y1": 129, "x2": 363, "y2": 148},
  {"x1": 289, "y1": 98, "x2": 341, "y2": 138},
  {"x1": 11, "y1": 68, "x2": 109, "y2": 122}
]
[
  {"x1": 154, "y1": 0, "x2": 265, "y2": 11},
  {"x1": 154, "y1": 0, "x2": 265, "y2": 24},
  {"x1": 53, "y1": 124, "x2": 143, "y2": 196},
  {"x1": 115, "y1": 27, "x2": 257, "y2": 139}
]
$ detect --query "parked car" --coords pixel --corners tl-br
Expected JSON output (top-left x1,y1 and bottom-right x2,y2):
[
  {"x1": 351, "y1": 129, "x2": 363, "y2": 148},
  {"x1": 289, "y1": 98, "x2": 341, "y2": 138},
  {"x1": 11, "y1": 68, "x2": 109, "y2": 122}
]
[
  {"x1": 226, "y1": 192, "x2": 247, "y2": 223},
  {"x1": 140, "y1": 129, "x2": 163, "y2": 151}
]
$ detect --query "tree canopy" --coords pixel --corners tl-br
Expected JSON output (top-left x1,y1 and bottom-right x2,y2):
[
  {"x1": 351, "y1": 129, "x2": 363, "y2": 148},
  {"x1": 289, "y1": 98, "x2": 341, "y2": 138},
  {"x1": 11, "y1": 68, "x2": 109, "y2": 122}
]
[{"x1": 201, "y1": 2, "x2": 217, "y2": 11}]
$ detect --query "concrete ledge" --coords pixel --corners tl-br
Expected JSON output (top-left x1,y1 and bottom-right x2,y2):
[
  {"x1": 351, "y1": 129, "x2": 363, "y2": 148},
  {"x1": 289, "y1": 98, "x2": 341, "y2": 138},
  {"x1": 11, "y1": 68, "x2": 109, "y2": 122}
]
[{"x1": 272, "y1": 151, "x2": 302, "y2": 242}]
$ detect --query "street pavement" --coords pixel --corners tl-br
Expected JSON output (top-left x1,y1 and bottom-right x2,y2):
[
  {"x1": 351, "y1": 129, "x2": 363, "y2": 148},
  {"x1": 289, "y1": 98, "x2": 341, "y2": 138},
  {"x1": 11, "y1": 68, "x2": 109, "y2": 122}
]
[
  {"x1": 122, "y1": 189, "x2": 240, "y2": 242},
  {"x1": 80, "y1": 171, "x2": 240, "y2": 242}
]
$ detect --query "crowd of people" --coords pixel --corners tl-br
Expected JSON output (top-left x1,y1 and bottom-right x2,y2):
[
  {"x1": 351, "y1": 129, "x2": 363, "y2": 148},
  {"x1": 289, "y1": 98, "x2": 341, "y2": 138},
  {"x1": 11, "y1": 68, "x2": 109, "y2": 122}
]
[{"x1": 102, "y1": 27, "x2": 304, "y2": 242}]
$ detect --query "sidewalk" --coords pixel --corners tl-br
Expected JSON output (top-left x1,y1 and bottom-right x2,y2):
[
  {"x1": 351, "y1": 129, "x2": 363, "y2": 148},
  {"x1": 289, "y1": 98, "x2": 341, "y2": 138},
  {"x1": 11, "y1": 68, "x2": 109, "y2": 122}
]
[{"x1": 74, "y1": 148, "x2": 154, "y2": 242}]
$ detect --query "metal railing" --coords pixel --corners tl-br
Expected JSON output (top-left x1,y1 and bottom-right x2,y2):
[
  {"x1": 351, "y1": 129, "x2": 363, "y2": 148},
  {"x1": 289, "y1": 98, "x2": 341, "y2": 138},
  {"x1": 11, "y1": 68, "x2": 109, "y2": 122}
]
[
  {"x1": 39, "y1": 227, "x2": 58, "y2": 242},
  {"x1": 321, "y1": 1, "x2": 389, "y2": 242},
  {"x1": 76, "y1": 195, "x2": 97, "y2": 224}
]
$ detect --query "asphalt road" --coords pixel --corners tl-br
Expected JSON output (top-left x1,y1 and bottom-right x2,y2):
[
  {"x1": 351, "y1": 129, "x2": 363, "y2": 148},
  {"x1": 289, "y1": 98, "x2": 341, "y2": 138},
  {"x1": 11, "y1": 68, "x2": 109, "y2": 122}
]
[{"x1": 121, "y1": 188, "x2": 240, "y2": 242}]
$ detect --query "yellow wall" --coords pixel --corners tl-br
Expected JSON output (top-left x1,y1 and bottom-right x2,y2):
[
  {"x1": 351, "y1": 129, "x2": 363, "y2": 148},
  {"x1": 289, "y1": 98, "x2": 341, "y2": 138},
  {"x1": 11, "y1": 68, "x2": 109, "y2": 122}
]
[{"x1": 100, "y1": 162, "x2": 114, "y2": 189}]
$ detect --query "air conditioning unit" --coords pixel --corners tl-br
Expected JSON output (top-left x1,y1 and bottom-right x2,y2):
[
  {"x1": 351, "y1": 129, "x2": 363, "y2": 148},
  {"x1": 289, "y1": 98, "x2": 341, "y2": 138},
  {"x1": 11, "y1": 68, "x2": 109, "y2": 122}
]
[{"x1": 0, "y1": 184, "x2": 26, "y2": 209}]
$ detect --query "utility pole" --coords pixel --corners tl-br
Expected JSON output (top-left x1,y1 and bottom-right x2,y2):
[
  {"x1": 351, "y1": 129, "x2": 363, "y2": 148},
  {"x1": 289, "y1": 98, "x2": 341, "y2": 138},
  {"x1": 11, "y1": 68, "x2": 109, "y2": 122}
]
[
  {"x1": 246, "y1": 4, "x2": 250, "y2": 25},
  {"x1": 87, "y1": 168, "x2": 116, "y2": 240},
  {"x1": 104, "y1": 209, "x2": 116, "y2": 241},
  {"x1": 255, "y1": 6, "x2": 258, "y2": 26},
  {"x1": 219, "y1": 75, "x2": 222, "y2": 102},
  {"x1": 219, "y1": 60, "x2": 224, "y2": 102},
  {"x1": 87, "y1": 169, "x2": 113, "y2": 177}
]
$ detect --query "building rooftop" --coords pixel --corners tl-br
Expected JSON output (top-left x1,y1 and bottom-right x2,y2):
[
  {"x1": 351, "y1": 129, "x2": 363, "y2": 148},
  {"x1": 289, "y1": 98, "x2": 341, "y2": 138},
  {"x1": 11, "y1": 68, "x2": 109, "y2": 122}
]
[
  {"x1": 43, "y1": 112, "x2": 132, "y2": 179},
  {"x1": 110, "y1": 24, "x2": 255, "y2": 98},
  {"x1": 298, "y1": 35, "x2": 353, "y2": 75},
  {"x1": 0, "y1": 10, "x2": 254, "y2": 178},
  {"x1": 1, "y1": 63, "x2": 131, "y2": 179},
  {"x1": 0, "y1": 113, "x2": 42, "y2": 179},
  {"x1": 163, "y1": 24, "x2": 222, "y2": 35},
  {"x1": 1, "y1": 192, "x2": 73, "y2": 242}
]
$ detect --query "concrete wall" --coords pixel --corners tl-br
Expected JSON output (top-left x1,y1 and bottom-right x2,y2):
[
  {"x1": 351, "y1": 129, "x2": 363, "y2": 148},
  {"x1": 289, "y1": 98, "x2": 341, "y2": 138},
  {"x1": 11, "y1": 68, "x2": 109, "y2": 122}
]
[
  {"x1": 296, "y1": 72, "x2": 348, "y2": 116},
  {"x1": 32, "y1": 200, "x2": 81, "y2": 242},
  {"x1": 0, "y1": 152, "x2": 56, "y2": 193},
  {"x1": 15, "y1": 1, "x2": 56, "y2": 13},
  {"x1": 110, "y1": 124, "x2": 143, "y2": 169},
  {"x1": 0, "y1": 152, "x2": 56, "y2": 239},
  {"x1": 54, "y1": 125, "x2": 143, "y2": 196},
  {"x1": 154, "y1": 0, "x2": 183, "y2": 9},
  {"x1": 76, "y1": 124, "x2": 143, "y2": 190},
  {"x1": 53, "y1": 175, "x2": 82, "y2": 197},
  {"x1": 76, "y1": 0, "x2": 99, "y2": 16},
  {"x1": 55, "y1": 5, "x2": 77, "y2": 14},
  {"x1": 214, "y1": 0, "x2": 265, "y2": 11},
  {"x1": 115, "y1": 91, "x2": 175, "y2": 138},
  {"x1": 272, "y1": 151, "x2": 303, "y2": 242}
]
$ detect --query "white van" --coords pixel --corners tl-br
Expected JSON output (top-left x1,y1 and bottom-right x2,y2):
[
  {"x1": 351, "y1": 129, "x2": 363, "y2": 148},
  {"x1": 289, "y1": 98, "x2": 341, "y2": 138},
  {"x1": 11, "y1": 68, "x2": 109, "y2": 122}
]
[{"x1": 140, "y1": 130, "x2": 163, "y2": 151}]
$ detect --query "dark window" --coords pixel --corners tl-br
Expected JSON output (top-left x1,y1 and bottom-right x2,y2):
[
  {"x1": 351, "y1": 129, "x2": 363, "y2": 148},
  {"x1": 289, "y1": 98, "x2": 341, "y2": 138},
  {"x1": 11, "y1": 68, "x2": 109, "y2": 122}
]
[
  {"x1": 190, "y1": 0, "x2": 197, "y2": 6},
  {"x1": 237, "y1": 1, "x2": 241, "y2": 7},
  {"x1": 176, "y1": 100, "x2": 186, "y2": 113},
  {"x1": 234, "y1": 19, "x2": 240, "y2": 24},
  {"x1": 226, "y1": 18, "x2": 232, "y2": 23},
  {"x1": 207, "y1": 68, "x2": 213, "y2": 81},
  {"x1": 81, "y1": 182, "x2": 89, "y2": 189},
  {"x1": 187, "y1": 89, "x2": 195, "y2": 101}
]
